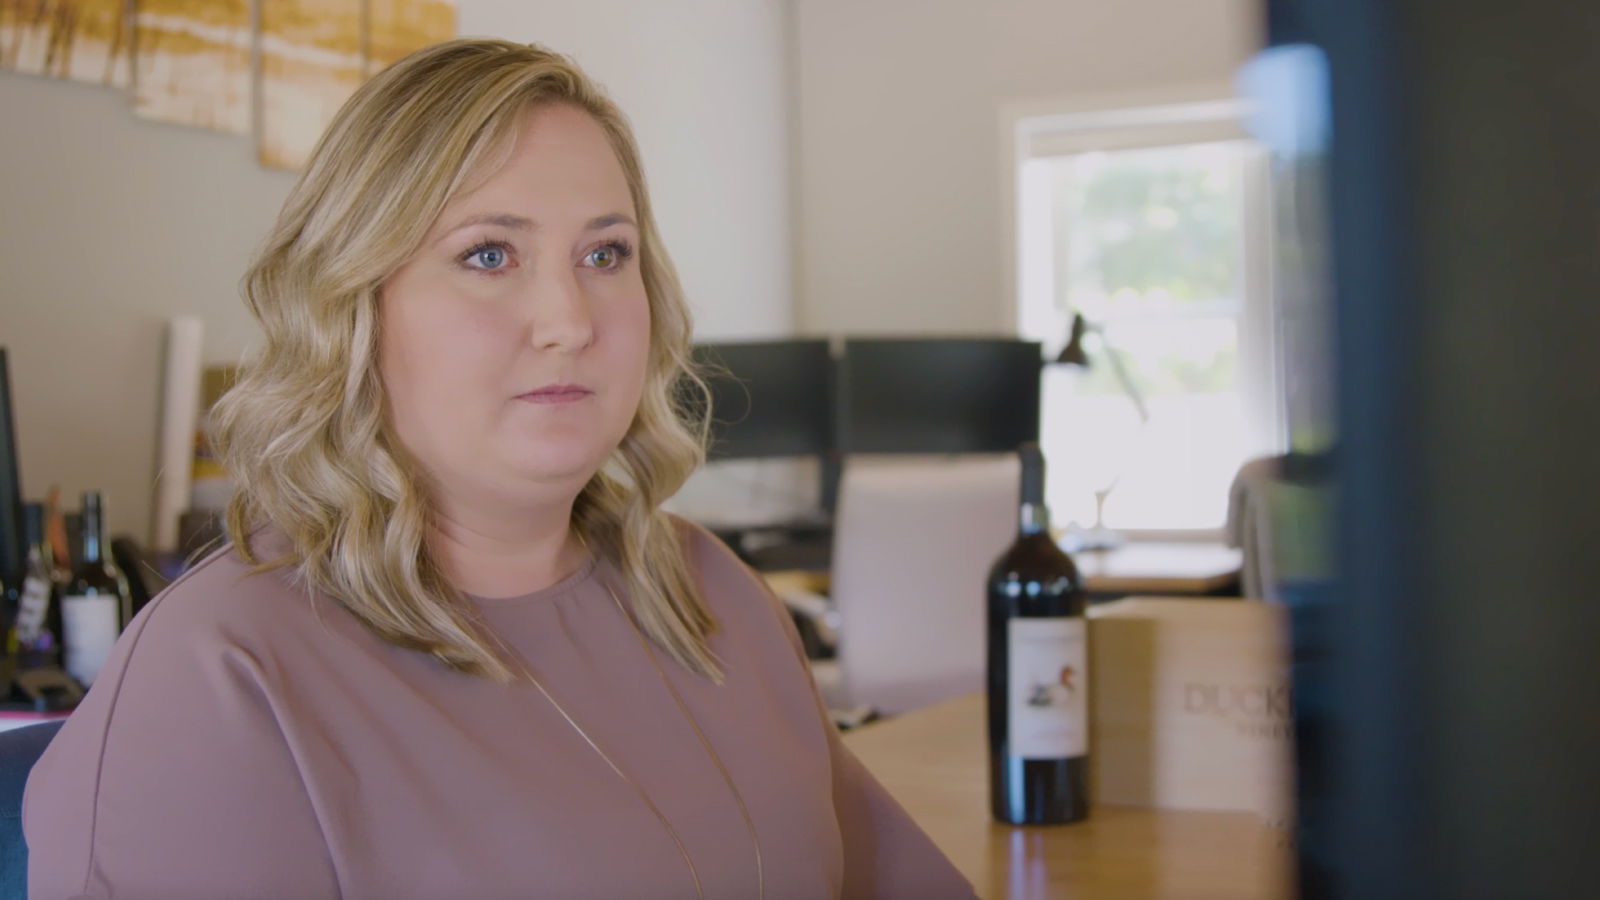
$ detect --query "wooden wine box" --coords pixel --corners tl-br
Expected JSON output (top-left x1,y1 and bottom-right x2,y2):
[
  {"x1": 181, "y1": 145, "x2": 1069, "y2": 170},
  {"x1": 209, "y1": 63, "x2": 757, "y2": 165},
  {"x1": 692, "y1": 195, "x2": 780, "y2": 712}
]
[{"x1": 1087, "y1": 597, "x2": 1293, "y2": 817}]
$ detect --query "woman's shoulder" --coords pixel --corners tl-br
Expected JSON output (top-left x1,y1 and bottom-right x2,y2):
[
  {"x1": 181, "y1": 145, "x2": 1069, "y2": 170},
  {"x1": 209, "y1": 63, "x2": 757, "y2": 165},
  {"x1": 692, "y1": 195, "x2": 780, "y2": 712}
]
[
  {"x1": 115, "y1": 532, "x2": 364, "y2": 682},
  {"x1": 668, "y1": 514, "x2": 776, "y2": 614},
  {"x1": 670, "y1": 514, "x2": 755, "y2": 583},
  {"x1": 23, "y1": 537, "x2": 346, "y2": 898},
  {"x1": 667, "y1": 514, "x2": 811, "y2": 660},
  {"x1": 137, "y1": 535, "x2": 322, "y2": 638}
]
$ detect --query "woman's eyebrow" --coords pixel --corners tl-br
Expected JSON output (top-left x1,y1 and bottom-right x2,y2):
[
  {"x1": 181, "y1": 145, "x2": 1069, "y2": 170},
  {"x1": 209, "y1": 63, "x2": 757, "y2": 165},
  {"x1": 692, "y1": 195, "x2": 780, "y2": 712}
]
[
  {"x1": 437, "y1": 211, "x2": 635, "y2": 242},
  {"x1": 445, "y1": 212, "x2": 535, "y2": 235},
  {"x1": 584, "y1": 212, "x2": 636, "y2": 231}
]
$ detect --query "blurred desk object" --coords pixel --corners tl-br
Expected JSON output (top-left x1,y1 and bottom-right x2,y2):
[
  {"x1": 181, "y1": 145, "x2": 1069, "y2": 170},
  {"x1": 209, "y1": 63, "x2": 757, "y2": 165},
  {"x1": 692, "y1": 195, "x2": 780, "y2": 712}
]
[
  {"x1": 758, "y1": 541, "x2": 1243, "y2": 601},
  {"x1": 710, "y1": 518, "x2": 834, "y2": 573},
  {"x1": 1074, "y1": 542, "x2": 1242, "y2": 598},
  {"x1": 841, "y1": 693, "x2": 1290, "y2": 900},
  {"x1": 761, "y1": 569, "x2": 830, "y2": 598}
]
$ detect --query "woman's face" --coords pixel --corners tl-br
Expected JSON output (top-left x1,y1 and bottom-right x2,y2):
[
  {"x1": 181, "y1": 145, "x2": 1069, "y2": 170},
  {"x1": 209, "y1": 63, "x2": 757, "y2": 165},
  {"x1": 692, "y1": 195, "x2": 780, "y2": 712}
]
[{"x1": 379, "y1": 104, "x2": 651, "y2": 515}]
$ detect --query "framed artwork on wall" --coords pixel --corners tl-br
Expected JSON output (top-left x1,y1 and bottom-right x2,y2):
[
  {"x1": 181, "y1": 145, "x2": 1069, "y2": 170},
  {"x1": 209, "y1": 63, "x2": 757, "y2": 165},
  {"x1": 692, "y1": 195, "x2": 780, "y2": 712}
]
[
  {"x1": 0, "y1": 0, "x2": 457, "y2": 171},
  {"x1": 133, "y1": 0, "x2": 252, "y2": 133},
  {"x1": 0, "y1": 0, "x2": 134, "y2": 87},
  {"x1": 256, "y1": 0, "x2": 364, "y2": 170}
]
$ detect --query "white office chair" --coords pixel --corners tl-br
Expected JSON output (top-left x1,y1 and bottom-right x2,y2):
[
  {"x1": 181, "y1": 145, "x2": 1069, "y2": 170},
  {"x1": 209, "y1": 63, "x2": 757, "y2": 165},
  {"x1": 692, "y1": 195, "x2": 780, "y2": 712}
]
[{"x1": 829, "y1": 455, "x2": 1020, "y2": 716}]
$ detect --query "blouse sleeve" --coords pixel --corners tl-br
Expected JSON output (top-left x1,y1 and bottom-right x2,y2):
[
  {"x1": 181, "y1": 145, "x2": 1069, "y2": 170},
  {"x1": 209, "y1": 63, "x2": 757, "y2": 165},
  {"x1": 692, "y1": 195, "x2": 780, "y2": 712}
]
[
  {"x1": 826, "y1": 718, "x2": 981, "y2": 899},
  {"x1": 23, "y1": 596, "x2": 339, "y2": 899},
  {"x1": 758, "y1": 574, "x2": 979, "y2": 900}
]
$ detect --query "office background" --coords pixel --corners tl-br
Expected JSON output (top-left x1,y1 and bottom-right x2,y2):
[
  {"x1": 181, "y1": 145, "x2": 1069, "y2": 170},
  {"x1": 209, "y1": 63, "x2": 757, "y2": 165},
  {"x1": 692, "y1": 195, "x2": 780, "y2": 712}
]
[{"x1": 0, "y1": 0, "x2": 1256, "y2": 540}]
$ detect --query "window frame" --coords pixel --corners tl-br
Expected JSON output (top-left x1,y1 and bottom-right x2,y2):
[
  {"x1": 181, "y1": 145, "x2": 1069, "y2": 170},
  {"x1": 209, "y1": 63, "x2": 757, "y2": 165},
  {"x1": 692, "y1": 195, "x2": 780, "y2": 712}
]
[{"x1": 1001, "y1": 87, "x2": 1285, "y2": 541}]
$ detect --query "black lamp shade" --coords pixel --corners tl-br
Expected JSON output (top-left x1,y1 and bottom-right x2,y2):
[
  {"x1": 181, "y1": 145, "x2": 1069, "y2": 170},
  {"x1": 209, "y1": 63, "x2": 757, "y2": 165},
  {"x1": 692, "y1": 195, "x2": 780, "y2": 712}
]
[{"x1": 1055, "y1": 314, "x2": 1091, "y2": 367}]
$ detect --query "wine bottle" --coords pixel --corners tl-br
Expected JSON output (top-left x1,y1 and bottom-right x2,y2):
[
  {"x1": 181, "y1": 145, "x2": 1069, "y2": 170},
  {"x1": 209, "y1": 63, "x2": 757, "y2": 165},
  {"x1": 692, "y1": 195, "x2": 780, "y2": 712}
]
[
  {"x1": 986, "y1": 443, "x2": 1090, "y2": 825},
  {"x1": 0, "y1": 572, "x2": 16, "y2": 695},
  {"x1": 12, "y1": 502, "x2": 64, "y2": 669},
  {"x1": 61, "y1": 492, "x2": 130, "y2": 687}
]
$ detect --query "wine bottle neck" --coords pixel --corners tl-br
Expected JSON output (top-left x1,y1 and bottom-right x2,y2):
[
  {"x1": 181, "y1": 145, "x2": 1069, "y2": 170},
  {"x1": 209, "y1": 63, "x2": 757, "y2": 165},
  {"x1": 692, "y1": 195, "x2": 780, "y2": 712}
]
[
  {"x1": 81, "y1": 498, "x2": 105, "y2": 565},
  {"x1": 1020, "y1": 502, "x2": 1051, "y2": 535},
  {"x1": 1018, "y1": 445, "x2": 1047, "y2": 529}
]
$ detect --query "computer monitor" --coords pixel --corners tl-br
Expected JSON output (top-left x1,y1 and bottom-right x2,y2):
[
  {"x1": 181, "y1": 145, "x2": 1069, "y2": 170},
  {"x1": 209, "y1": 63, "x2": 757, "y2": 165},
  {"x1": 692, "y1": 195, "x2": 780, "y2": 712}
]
[
  {"x1": 691, "y1": 340, "x2": 834, "y2": 461},
  {"x1": 838, "y1": 338, "x2": 1043, "y2": 454},
  {"x1": 0, "y1": 348, "x2": 24, "y2": 592}
]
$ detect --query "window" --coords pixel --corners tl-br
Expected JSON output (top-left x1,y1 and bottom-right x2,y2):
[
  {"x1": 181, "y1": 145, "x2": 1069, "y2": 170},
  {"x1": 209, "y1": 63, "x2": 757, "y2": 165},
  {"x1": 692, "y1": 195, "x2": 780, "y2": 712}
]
[{"x1": 1016, "y1": 103, "x2": 1281, "y2": 535}]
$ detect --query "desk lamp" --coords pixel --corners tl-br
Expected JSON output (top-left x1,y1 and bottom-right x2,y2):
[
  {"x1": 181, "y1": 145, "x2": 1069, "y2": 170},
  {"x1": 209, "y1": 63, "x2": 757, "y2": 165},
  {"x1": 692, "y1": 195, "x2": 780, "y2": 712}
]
[{"x1": 1053, "y1": 313, "x2": 1151, "y2": 550}]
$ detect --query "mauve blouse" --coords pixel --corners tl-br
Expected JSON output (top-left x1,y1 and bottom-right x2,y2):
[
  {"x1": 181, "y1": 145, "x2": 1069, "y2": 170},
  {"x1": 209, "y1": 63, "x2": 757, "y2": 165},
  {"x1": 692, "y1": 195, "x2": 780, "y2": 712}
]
[{"x1": 22, "y1": 519, "x2": 976, "y2": 900}]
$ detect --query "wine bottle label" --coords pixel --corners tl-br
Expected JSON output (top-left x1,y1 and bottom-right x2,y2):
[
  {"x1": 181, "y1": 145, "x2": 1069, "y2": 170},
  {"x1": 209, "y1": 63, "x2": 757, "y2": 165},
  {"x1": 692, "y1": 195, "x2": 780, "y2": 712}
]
[
  {"x1": 1008, "y1": 617, "x2": 1088, "y2": 759},
  {"x1": 62, "y1": 594, "x2": 120, "y2": 687},
  {"x1": 15, "y1": 574, "x2": 51, "y2": 644}
]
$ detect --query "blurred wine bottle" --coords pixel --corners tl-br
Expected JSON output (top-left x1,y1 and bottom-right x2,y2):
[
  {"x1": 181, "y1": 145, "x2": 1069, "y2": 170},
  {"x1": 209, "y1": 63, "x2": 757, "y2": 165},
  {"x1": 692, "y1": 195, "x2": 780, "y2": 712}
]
[
  {"x1": 61, "y1": 492, "x2": 130, "y2": 687},
  {"x1": 44, "y1": 486, "x2": 69, "y2": 573},
  {"x1": 11, "y1": 502, "x2": 65, "y2": 670},
  {"x1": 987, "y1": 444, "x2": 1090, "y2": 825}
]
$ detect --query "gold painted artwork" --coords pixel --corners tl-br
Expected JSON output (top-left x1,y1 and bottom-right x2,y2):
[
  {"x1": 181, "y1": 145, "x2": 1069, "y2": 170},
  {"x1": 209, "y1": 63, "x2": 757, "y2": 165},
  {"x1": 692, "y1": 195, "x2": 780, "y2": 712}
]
[
  {"x1": 0, "y1": 0, "x2": 456, "y2": 169},
  {"x1": 0, "y1": 0, "x2": 134, "y2": 87},
  {"x1": 257, "y1": 0, "x2": 363, "y2": 170},
  {"x1": 259, "y1": 0, "x2": 456, "y2": 170},
  {"x1": 134, "y1": 0, "x2": 251, "y2": 133},
  {"x1": 367, "y1": 0, "x2": 456, "y2": 78}
]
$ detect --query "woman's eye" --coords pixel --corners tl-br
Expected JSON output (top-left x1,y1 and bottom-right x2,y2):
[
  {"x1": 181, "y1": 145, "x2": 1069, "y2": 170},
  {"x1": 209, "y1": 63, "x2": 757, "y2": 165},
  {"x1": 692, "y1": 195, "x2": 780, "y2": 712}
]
[
  {"x1": 582, "y1": 241, "x2": 633, "y2": 271},
  {"x1": 464, "y1": 245, "x2": 509, "y2": 270}
]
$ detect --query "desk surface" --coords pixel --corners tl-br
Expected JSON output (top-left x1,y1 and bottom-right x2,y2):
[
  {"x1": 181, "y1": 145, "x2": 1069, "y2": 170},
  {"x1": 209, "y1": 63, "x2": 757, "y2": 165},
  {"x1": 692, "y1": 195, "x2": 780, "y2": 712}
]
[
  {"x1": 764, "y1": 542, "x2": 1243, "y2": 598},
  {"x1": 1072, "y1": 542, "x2": 1242, "y2": 596},
  {"x1": 841, "y1": 693, "x2": 1291, "y2": 900}
]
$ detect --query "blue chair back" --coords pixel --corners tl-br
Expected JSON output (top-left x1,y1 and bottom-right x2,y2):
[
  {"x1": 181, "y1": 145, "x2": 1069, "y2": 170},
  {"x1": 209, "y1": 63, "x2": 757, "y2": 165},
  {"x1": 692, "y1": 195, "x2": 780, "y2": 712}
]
[{"x1": 0, "y1": 721, "x2": 65, "y2": 899}]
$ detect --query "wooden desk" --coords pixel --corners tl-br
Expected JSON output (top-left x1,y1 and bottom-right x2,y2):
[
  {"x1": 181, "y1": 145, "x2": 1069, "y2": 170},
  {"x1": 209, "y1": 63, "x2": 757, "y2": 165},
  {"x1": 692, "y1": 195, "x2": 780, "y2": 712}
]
[
  {"x1": 764, "y1": 542, "x2": 1242, "y2": 599},
  {"x1": 841, "y1": 693, "x2": 1291, "y2": 900},
  {"x1": 1073, "y1": 542, "x2": 1242, "y2": 596}
]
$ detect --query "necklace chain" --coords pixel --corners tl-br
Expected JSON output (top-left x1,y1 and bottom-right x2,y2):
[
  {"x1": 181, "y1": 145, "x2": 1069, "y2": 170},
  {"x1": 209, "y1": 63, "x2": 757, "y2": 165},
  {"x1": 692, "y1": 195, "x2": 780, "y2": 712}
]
[
  {"x1": 603, "y1": 579, "x2": 766, "y2": 900},
  {"x1": 481, "y1": 566, "x2": 764, "y2": 900}
]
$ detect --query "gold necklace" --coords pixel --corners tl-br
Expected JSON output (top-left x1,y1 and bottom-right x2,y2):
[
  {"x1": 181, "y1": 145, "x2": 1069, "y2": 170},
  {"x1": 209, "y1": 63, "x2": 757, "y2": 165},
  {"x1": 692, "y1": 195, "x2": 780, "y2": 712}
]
[{"x1": 481, "y1": 567, "x2": 764, "y2": 900}]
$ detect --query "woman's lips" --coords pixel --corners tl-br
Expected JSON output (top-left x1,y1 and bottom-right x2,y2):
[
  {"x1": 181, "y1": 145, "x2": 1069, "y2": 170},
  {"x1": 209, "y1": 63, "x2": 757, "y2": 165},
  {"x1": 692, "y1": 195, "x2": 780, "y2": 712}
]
[{"x1": 516, "y1": 384, "x2": 593, "y2": 405}]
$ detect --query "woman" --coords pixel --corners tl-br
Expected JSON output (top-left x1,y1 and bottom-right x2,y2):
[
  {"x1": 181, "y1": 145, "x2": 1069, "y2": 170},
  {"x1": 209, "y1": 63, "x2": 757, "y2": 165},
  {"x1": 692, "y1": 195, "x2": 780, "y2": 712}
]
[{"x1": 23, "y1": 39, "x2": 975, "y2": 900}]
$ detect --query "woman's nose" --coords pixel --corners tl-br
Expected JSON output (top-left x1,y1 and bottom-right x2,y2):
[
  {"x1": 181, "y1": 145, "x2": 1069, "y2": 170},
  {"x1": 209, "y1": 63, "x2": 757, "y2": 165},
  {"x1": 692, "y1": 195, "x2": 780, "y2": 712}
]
[{"x1": 527, "y1": 267, "x2": 595, "y2": 353}]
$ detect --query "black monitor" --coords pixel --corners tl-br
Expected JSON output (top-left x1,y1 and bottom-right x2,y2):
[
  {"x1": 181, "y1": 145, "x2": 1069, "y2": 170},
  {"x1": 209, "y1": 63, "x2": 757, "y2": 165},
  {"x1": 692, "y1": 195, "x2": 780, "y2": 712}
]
[
  {"x1": 838, "y1": 338, "x2": 1042, "y2": 454},
  {"x1": 691, "y1": 340, "x2": 834, "y2": 461},
  {"x1": 0, "y1": 348, "x2": 24, "y2": 593}
]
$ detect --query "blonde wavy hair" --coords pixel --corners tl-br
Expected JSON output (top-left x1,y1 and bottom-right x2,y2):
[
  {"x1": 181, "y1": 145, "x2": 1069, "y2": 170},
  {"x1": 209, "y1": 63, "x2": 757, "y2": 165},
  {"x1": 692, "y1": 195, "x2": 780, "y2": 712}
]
[{"x1": 212, "y1": 39, "x2": 719, "y2": 682}]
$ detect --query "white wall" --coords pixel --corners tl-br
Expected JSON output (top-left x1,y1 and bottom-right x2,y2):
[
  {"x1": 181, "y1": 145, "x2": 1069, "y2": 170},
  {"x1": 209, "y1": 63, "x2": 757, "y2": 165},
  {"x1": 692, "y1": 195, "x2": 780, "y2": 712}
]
[
  {"x1": 465, "y1": 0, "x2": 793, "y2": 341},
  {"x1": 0, "y1": 0, "x2": 793, "y2": 541},
  {"x1": 792, "y1": 0, "x2": 1260, "y2": 336},
  {"x1": 0, "y1": 78, "x2": 289, "y2": 543}
]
